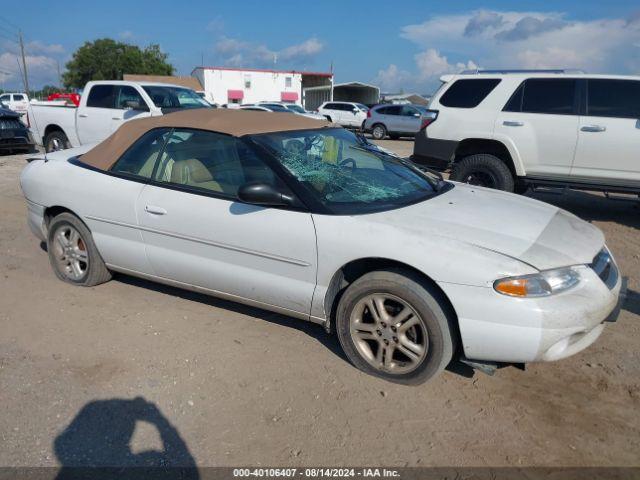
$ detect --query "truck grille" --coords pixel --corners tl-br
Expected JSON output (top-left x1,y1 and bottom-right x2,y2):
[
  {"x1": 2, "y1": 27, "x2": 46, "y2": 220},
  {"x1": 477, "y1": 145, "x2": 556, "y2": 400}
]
[
  {"x1": 0, "y1": 118, "x2": 23, "y2": 130},
  {"x1": 590, "y1": 248, "x2": 618, "y2": 290}
]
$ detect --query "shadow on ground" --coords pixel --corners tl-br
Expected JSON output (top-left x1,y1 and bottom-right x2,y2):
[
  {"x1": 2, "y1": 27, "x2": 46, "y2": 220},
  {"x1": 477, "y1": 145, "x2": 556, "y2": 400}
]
[
  {"x1": 54, "y1": 397, "x2": 199, "y2": 479},
  {"x1": 115, "y1": 274, "x2": 474, "y2": 379}
]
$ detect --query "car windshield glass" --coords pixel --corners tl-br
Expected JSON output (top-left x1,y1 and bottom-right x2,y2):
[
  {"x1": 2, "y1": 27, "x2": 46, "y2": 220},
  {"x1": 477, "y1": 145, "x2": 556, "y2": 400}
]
[
  {"x1": 142, "y1": 86, "x2": 210, "y2": 109},
  {"x1": 286, "y1": 104, "x2": 305, "y2": 113},
  {"x1": 249, "y1": 128, "x2": 445, "y2": 214}
]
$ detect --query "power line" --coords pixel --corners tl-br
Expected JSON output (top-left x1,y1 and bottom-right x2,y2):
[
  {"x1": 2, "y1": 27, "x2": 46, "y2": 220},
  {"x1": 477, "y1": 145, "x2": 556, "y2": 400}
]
[{"x1": 0, "y1": 15, "x2": 20, "y2": 32}]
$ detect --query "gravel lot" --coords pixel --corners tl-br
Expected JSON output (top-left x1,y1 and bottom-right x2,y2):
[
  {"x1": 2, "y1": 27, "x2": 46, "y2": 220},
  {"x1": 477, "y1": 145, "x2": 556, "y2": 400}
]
[{"x1": 1, "y1": 140, "x2": 639, "y2": 468}]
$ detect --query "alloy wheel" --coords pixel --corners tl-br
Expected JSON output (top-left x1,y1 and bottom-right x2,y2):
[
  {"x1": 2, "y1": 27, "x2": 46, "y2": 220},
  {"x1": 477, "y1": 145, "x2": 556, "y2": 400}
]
[
  {"x1": 349, "y1": 293, "x2": 428, "y2": 374},
  {"x1": 52, "y1": 225, "x2": 89, "y2": 281}
]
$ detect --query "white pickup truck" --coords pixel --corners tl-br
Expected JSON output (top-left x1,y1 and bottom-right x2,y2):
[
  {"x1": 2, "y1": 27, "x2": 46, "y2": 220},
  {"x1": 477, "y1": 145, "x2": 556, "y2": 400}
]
[{"x1": 27, "y1": 80, "x2": 211, "y2": 152}]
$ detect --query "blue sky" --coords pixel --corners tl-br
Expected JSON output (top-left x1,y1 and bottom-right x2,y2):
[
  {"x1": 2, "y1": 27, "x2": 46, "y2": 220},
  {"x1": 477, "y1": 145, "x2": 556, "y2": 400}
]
[{"x1": 1, "y1": 0, "x2": 639, "y2": 93}]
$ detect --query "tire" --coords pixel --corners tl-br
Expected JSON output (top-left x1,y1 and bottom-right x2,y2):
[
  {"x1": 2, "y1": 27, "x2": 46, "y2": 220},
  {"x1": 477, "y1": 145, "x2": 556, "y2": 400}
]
[
  {"x1": 450, "y1": 154, "x2": 514, "y2": 192},
  {"x1": 44, "y1": 130, "x2": 70, "y2": 153},
  {"x1": 336, "y1": 269, "x2": 456, "y2": 385},
  {"x1": 324, "y1": 115, "x2": 332, "y2": 122},
  {"x1": 47, "y1": 212, "x2": 112, "y2": 287},
  {"x1": 371, "y1": 124, "x2": 387, "y2": 140}
]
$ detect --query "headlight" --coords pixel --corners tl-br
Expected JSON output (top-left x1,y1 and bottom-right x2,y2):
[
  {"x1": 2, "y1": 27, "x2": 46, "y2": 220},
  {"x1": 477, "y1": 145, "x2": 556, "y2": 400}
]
[{"x1": 493, "y1": 267, "x2": 580, "y2": 298}]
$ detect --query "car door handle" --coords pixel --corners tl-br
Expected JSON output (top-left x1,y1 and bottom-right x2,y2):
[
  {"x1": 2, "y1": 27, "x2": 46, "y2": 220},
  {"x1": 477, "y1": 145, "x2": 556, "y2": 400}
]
[
  {"x1": 78, "y1": 113, "x2": 88, "y2": 118},
  {"x1": 503, "y1": 120, "x2": 524, "y2": 127},
  {"x1": 145, "y1": 205, "x2": 167, "y2": 215},
  {"x1": 112, "y1": 117, "x2": 122, "y2": 121},
  {"x1": 581, "y1": 125, "x2": 606, "y2": 132}
]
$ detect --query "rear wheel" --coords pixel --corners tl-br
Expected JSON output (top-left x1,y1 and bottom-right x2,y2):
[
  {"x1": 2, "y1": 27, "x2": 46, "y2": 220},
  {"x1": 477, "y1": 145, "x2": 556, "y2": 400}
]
[
  {"x1": 336, "y1": 269, "x2": 455, "y2": 385},
  {"x1": 324, "y1": 115, "x2": 333, "y2": 122},
  {"x1": 371, "y1": 124, "x2": 387, "y2": 140},
  {"x1": 47, "y1": 213, "x2": 112, "y2": 286},
  {"x1": 44, "y1": 130, "x2": 70, "y2": 153},
  {"x1": 450, "y1": 154, "x2": 514, "y2": 192}
]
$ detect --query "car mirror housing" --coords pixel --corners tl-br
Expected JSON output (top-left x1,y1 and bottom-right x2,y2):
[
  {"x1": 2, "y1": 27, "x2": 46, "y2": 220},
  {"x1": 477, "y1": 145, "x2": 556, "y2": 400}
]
[{"x1": 237, "y1": 182, "x2": 294, "y2": 207}]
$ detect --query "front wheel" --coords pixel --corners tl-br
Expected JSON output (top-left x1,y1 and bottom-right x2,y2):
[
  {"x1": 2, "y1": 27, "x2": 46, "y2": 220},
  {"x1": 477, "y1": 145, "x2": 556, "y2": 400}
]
[
  {"x1": 336, "y1": 269, "x2": 455, "y2": 385},
  {"x1": 450, "y1": 154, "x2": 514, "y2": 192},
  {"x1": 47, "y1": 213, "x2": 112, "y2": 286}
]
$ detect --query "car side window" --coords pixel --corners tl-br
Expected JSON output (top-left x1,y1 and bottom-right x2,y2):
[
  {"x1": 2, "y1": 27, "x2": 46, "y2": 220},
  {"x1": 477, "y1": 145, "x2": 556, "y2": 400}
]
[
  {"x1": 587, "y1": 79, "x2": 640, "y2": 119},
  {"x1": 110, "y1": 128, "x2": 171, "y2": 178},
  {"x1": 324, "y1": 103, "x2": 337, "y2": 110},
  {"x1": 385, "y1": 106, "x2": 402, "y2": 115},
  {"x1": 439, "y1": 79, "x2": 501, "y2": 108},
  {"x1": 13, "y1": 94, "x2": 24, "y2": 101},
  {"x1": 87, "y1": 85, "x2": 115, "y2": 109},
  {"x1": 152, "y1": 129, "x2": 279, "y2": 199},
  {"x1": 115, "y1": 86, "x2": 146, "y2": 110},
  {"x1": 521, "y1": 79, "x2": 577, "y2": 115},
  {"x1": 401, "y1": 106, "x2": 418, "y2": 116}
]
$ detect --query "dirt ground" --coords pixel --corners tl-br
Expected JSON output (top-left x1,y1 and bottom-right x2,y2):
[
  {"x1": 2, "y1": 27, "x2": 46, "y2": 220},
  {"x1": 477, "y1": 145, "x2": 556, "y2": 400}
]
[{"x1": 1, "y1": 141, "x2": 639, "y2": 468}]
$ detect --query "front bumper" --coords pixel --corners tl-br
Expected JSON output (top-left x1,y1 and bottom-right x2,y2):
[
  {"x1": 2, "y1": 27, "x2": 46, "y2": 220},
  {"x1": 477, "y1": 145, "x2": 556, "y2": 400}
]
[
  {"x1": 438, "y1": 261, "x2": 623, "y2": 364},
  {"x1": 26, "y1": 199, "x2": 47, "y2": 242}
]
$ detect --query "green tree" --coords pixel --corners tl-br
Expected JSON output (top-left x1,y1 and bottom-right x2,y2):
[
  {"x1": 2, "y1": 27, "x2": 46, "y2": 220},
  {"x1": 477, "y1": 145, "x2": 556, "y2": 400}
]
[{"x1": 62, "y1": 38, "x2": 174, "y2": 89}]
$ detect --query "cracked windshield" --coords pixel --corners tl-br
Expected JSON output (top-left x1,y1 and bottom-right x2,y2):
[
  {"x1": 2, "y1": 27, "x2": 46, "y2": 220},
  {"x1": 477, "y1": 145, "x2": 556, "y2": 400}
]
[{"x1": 251, "y1": 128, "x2": 439, "y2": 212}]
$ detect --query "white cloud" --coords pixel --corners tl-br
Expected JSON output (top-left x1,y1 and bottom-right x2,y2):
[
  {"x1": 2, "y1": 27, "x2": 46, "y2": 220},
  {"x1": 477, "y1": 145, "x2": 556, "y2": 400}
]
[
  {"x1": 118, "y1": 31, "x2": 135, "y2": 40},
  {"x1": 0, "y1": 39, "x2": 65, "y2": 89},
  {"x1": 213, "y1": 36, "x2": 324, "y2": 67},
  {"x1": 374, "y1": 9, "x2": 640, "y2": 92}
]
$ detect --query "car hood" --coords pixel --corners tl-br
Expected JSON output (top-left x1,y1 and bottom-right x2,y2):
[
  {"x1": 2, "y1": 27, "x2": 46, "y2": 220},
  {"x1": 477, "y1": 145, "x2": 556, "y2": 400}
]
[{"x1": 361, "y1": 183, "x2": 604, "y2": 271}]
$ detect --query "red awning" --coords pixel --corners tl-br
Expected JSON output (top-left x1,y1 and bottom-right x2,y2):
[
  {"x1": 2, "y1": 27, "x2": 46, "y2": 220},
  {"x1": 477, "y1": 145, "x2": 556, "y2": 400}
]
[
  {"x1": 281, "y1": 91, "x2": 299, "y2": 102},
  {"x1": 227, "y1": 90, "x2": 244, "y2": 100}
]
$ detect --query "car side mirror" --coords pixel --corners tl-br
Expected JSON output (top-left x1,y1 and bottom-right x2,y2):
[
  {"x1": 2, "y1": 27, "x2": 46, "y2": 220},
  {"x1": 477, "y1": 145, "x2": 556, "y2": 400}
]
[
  {"x1": 125, "y1": 100, "x2": 149, "y2": 112},
  {"x1": 238, "y1": 182, "x2": 295, "y2": 207}
]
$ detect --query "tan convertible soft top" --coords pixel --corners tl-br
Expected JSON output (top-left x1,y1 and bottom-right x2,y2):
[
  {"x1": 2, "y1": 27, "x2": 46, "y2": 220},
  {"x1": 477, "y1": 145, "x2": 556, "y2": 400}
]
[{"x1": 80, "y1": 108, "x2": 331, "y2": 171}]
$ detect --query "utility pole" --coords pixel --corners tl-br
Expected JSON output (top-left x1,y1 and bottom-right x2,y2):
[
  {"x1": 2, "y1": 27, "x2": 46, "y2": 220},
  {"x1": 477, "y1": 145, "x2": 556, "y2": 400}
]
[{"x1": 18, "y1": 30, "x2": 29, "y2": 95}]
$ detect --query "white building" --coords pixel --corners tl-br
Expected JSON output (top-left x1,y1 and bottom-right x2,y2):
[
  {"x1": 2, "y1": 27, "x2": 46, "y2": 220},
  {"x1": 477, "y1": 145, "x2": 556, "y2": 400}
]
[{"x1": 192, "y1": 66, "x2": 334, "y2": 108}]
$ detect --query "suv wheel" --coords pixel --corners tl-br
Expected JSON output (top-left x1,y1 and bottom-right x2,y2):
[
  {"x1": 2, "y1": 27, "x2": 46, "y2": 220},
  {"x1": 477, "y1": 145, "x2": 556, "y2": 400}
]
[
  {"x1": 336, "y1": 269, "x2": 455, "y2": 385},
  {"x1": 371, "y1": 124, "x2": 387, "y2": 140},
  {"x1": 450, "y1": 154, "x2": 514, "y2": 192},
  {"x1": 324, "y1": 115, "x2": 333, "y2": 122}
]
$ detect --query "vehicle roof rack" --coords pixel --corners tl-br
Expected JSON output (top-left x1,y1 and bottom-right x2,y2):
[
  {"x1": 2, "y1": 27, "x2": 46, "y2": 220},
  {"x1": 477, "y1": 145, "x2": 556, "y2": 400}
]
[{"x1": 459, "y1": 69, "x2": 585, "y2": 75}]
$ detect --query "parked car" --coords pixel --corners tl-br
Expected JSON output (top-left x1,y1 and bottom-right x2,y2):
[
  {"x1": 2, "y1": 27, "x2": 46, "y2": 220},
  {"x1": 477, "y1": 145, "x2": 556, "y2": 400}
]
[
  {"x1": 317, "y1": 101, "x2": 368, "y2": 128},
  {"x1": 0, "y1": 106, "x2": 35, "y2": 154},
  {"x1": 258, "y1": 102, "x2": 325, "y2": 120},
  {"x1": 27, "y1": 81, "x2": 211, "y2": 153},
  {"x1": 364, "y1": 104, "x2": 433, "y2": 140},
  {"x1": 0, "y1": 92, "x2": 29, "y2": 115},
  {"x1": 412, "y1": 70, "x2": 640, "y2": 194},
  {"x1": 20, "y1": 109, "x2": 624, "y2": 384},
  {"x1": 239, "y1": 104, "x2": 273, "y2": 112}
]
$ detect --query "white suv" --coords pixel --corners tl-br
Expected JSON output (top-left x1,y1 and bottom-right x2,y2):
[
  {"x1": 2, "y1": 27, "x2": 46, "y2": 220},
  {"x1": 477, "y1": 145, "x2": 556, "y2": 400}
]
[
  {"x1": 411, "y1": 70, "x2": 640, "y2": 194},
  {"x1": 317, "y1": 101, "x2": 369, "y2": 128}
]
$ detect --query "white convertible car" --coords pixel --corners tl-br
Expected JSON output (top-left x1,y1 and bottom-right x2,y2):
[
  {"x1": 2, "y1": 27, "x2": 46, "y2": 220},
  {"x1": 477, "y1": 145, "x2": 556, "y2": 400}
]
[{"x1": 20, "y1": 109, "x2": 624, "y2": 384}]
